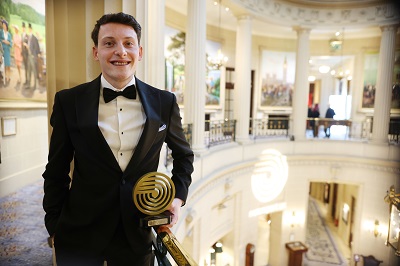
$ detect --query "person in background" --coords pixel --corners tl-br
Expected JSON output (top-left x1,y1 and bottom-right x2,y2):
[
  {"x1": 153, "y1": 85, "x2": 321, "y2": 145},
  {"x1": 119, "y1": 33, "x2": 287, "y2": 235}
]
[
  {"x1": 0, "y1": 34, "x2": 3, "y2": 87},
  {"x1": 309, "y1": 103, "x2": 320, "y2": 137},
  {"x1": 0, "y1": 20, "x2": 13, "y2": 87},
  {"x1": 12, "y1": 25, "x2": 23, "y2": 87},
  {"x1": 21, "y1": 22, "x2": 29, "y2": 85},
  {"x1": 324, "y1": 105, "x2": 336, "y2": 138},
  {"x1": 25, "y1": 23, "x2": 40, "y2": 90},
  {"x1": 42, "y1": 12, "x2": 194, "y2": 266}
]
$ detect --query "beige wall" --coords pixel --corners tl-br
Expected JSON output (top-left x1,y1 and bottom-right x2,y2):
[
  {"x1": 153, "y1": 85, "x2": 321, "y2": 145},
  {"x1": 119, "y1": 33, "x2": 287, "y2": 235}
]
[{"x1": 0, "y1": 108, "x2": 48, "y2": 197}]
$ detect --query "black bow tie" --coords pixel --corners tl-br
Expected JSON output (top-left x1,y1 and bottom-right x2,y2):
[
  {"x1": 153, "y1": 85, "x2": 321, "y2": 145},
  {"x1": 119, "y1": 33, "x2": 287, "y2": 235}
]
[{"x1": 103, "y1": 85, "x2": 136, "y2": 103}]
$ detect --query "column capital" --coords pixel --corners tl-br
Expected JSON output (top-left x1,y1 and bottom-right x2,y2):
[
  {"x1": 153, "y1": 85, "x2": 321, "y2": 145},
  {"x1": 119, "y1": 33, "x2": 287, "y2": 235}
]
[
  {"x1": 379, "y1": 23, "x2": 399, "y2": 33},
  {"x1": 292, "y1": 26, "x2": 311, "y2": 35},
  {"x1": 236, "y1": 14, "x2": 252, "y2": 21}
]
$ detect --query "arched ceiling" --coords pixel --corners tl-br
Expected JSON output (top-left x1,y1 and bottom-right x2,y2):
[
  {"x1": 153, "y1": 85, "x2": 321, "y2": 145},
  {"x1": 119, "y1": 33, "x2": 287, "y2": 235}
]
[{"x1": 165, "y1": 0, "x2": 400, "y2": 40}]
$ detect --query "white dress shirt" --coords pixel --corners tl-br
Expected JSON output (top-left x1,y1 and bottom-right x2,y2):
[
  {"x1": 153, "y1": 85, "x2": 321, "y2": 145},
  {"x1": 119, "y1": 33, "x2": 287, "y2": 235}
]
[{"x1": 98, "y1": 75, "x2": 146, "y2": 172}]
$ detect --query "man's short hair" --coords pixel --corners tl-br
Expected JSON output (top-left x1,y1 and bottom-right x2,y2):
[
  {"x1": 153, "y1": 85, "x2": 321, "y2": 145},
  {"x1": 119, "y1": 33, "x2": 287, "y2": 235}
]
[{"x1": 91, "y1": 12, "x2": 142, "y2": 46}]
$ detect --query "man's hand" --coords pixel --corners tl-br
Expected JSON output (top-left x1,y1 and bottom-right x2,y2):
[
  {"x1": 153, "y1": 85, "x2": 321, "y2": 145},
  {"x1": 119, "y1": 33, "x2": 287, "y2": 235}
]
[{"x1": 161, "y1": 198, "x2": 183, "y2": 229}]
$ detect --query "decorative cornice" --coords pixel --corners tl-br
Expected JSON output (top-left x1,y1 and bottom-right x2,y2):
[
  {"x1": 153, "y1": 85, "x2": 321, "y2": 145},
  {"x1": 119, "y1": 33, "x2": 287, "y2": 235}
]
[{"x1": 231, "y1": 0, "x2": 400, "y2": 28}]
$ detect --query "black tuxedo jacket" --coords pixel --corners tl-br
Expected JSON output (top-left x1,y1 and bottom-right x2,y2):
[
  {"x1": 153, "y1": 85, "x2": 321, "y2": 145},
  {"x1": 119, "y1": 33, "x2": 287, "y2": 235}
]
[{"x1": 43, "y1": 75, "x2": 194, "y2": 255}]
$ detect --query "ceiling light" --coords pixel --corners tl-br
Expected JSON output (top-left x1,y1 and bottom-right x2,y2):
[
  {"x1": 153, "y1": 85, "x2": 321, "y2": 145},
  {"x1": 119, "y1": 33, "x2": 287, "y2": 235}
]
[
  {"x1": 209, "y1": 0, "x2": 228, "y2": 69},
  {"x1": 319, "y1": 65, "x2": 330, "y2": 74}
]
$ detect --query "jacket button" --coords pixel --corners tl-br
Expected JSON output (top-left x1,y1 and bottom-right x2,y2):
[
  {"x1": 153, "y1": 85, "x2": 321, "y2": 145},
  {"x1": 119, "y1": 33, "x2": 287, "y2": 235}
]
[{"x1": 121, "y1": 179, "x2": 126, "y2": 185}]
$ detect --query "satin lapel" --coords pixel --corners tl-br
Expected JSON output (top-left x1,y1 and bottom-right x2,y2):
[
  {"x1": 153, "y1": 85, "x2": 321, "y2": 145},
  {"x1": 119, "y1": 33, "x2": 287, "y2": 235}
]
[
  {"x1": 123, "y1": 78, "x2": 160, "y2": 176},
  {"x1": 76, "y1": 77, "x2": 120, "y2": 170}
]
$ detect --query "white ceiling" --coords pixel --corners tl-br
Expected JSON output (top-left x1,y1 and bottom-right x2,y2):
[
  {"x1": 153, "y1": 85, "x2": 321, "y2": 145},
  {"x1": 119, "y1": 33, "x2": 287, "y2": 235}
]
[{"x1": 165, "y1": 0, "x2": 397, "y2": 40}]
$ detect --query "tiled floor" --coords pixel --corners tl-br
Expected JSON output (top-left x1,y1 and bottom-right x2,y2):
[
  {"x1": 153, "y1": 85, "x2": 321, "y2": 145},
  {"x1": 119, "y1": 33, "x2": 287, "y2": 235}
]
[{"x1": 315, "y1": 199, "x2": 353, "y2": 266}]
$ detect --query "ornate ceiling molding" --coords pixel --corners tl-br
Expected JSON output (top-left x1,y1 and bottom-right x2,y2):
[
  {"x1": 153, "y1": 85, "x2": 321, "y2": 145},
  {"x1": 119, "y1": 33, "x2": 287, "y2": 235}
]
[{"x1": 231, "y1": 0, "x2": 400, "y2": 29}]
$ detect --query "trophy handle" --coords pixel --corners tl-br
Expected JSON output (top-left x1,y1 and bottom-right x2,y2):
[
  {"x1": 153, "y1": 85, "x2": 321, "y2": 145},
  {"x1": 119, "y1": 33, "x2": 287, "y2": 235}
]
[{"x1": 154, "y1": 227, "x2": 198, "y2": 266}]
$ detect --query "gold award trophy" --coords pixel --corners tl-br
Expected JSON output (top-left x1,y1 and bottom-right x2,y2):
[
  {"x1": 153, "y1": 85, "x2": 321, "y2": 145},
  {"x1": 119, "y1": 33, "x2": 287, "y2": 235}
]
[
  {"x1": 133, "y1": 172, "x2": 198, "y2": 266},
  {"x1": 133, "y1": 172, "x2": 175, "y2": 228}
]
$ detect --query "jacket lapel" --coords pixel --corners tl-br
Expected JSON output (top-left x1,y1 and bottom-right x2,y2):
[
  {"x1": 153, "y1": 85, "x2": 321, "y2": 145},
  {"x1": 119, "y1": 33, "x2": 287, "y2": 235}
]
[
  {"x1": 123, "y1": 78, "x2": 161, "y2": 177},
  {"x1": 76, "y1": 76, "x2": 121, "y2": 171}
]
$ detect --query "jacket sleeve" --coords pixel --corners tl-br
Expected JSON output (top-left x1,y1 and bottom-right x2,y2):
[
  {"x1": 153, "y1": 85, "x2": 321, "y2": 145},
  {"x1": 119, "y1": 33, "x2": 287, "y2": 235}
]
[
  {"x1": 42, "y1": 92, "x2": 74, "y2": 236},
  {"x1": 164, "y1": 93, "x2": 194, "y2": 204}
]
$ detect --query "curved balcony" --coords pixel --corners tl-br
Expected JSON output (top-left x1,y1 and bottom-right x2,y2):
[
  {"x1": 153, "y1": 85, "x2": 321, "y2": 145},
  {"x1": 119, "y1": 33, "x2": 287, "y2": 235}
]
[{"x1": 163, "y1": 118, "x2": 399, "y2": 265}]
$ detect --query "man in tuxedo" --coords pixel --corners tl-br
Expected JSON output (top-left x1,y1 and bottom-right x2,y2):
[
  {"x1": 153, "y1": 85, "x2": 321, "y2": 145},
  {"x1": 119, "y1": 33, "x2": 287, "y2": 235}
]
[{"x1": 43, "y1": 12, "x2": 194, "y2": 266}]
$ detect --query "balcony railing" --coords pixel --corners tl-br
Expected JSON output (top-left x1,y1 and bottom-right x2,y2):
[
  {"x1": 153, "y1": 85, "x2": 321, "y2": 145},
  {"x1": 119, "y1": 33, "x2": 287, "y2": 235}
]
[
  {"x1": 252, "y1": 117, "x2": 290, "y2": 139},
  {"x1": 205, "y1": 119, "x2": 236, "y2": 148},
  {"x1": 164, "y1": 124, "x2": 192, "y2": 168},
  {"x1": 164, "y1": 116, "x2": 399, "y2": 167},
  {"x1": 360, "y1": 118, "x2": 400, "y2": 144}
]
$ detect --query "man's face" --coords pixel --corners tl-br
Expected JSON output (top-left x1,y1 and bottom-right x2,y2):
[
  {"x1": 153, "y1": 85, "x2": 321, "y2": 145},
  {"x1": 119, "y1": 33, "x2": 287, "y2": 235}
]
[{"x1": 92, "y1": 22, "x2": 142, "y2": 89}]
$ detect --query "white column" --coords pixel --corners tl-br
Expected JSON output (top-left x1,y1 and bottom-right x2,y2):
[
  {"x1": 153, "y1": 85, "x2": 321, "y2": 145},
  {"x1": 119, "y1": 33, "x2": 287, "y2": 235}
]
[
  {"x1": 319, "y1": 75, "x2": 334, "y2": 117},
  {"x1": 234, "y1": 16, "x2": 252, "y2": 144},
  {"x1": 371, "y1": 24, "x2": 398, "y2": 143},
  {"x1": 126, "y1": 0, "x2": 148, "y2": 80},
  {"x1": 147, "y1": 0, "x2": 165, "y2": 89},
  {"x1": 292, "y1": 27, "x2": 310, "y2": 141},
  {"x1": 184, "y1": 0, "x2": 207, "y2": 154}
]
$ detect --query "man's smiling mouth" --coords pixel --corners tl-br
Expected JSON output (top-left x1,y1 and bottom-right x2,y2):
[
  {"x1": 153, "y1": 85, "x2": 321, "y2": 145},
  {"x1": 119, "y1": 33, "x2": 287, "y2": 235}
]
[{"x1": 111, "y1": 61, "x2": 130, "y2": 66}]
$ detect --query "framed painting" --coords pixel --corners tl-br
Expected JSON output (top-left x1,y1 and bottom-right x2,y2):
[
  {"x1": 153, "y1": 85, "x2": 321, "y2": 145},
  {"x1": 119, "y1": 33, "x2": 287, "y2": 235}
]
[
  {"x1": 165, "y1": 26, "x2": 185, "y2": 106},
  {"x1": 259, "y1": 49, "x2": 295, "y2": 110},
  {"x1": 391, "y1": 50, "x2": 400, "y2": 111},
  {"x1": 205, "y1": 39, "x2": 224, "y2": 109},
  {"x1": 342, "y1": 203, "x2": 349, "y2": 225},
  {"x1": 0, "y1": 0, "x2": 46, "y2": 103},
  {"x1": 361, "y1": 52, "x2": 378, "y2": 109},
  {"x1": 165, "y1": 25, "x2": 224, "y2": 109}
]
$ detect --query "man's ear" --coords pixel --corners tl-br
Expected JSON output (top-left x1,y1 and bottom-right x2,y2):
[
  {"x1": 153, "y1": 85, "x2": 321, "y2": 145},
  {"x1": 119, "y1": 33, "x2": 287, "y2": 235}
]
[
  {"x1": 138, "y1": 46, "x2": 143, "y2": 61},
  {"x1": 92, "y1": 46, "x2": 99, "y2": 60}
]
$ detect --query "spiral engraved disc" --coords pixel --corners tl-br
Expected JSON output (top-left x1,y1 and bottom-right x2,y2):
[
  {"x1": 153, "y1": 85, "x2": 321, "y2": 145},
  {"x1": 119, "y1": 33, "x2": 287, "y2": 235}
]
[{"x1": 133, "y1": 172, "x2": 175, "y2": 215}]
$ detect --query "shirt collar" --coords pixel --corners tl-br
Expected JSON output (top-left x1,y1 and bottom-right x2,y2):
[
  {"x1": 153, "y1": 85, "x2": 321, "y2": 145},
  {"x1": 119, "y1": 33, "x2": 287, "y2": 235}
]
[{"x1": 100, "y1": 75, "x2": 136, "y2": 92}]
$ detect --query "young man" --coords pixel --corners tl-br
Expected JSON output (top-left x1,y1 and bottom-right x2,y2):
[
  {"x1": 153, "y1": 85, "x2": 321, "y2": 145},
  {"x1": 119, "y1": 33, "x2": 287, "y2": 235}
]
[{"x1": 43, "y1": 12, "x2": 194, "y2": 266}]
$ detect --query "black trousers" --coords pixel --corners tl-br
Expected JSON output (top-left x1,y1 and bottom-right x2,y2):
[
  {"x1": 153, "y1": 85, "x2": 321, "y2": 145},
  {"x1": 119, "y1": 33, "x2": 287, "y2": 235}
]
[{"x1": 55, "y1": 221, "x2": 154, "y2": 266}]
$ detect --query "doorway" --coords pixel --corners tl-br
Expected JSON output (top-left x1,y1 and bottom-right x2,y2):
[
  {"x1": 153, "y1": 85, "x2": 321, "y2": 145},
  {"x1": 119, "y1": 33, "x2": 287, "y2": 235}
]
[{"x1": 307, "y1": 181, "x2": 356, "y2": 264}]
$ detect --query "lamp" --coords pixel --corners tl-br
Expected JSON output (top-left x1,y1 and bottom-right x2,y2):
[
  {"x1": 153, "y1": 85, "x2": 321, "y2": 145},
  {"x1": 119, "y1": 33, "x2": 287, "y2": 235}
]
[
  {"x1": 290, "y1": 211, "x2": 297, "y2": 228},
  {"x1": 329, "y1": 31, "x2": 342, "y2": 52},
  {"x1": 384, "y1": 185, "x2": 400, "y2": 256},
  {"x1": 266, "y1": 214, "x2": 272, "y2": 225},
  {"x1": 330, "y1": 29, "x2": 351, "y2": 81},
  {"x1": 213, "y1": 241, "x2": 223, "y2": 253},
  {"x1": 374, "y1": 220, "x2": 381, "y2": 237},
  {"x1": 208, "y1": 0, "x2": 228, "y2": 69}
]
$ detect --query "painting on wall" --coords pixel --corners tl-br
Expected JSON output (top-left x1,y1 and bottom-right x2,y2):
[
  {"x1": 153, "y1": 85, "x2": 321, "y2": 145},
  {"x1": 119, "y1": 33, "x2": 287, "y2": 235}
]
[
  {"x1": 165, "y1": 26, "x2": 185, "y2": 106},
  {"x1": 0, "y1": 0, "x2": 46, "y2": 102},
  {"x1": 392, "y1": 50, "x2": 400, "y2": 110},
  {"x1": 259, "y1": 50, "x2": 295, "y2": 109},
  {"x1": 165, "y1": 25, "x2": 223, "y2": 108},
  {"x1": 205, "y1": 39, "x2": 223, "y2": 108},
  {"x1": 362, "y1": 53, "x2": 378, "y2": 109}
]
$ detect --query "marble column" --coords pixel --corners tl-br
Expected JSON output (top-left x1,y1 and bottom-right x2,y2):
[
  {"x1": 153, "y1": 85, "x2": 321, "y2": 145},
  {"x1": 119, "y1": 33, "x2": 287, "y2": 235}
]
[
  {"x1": 371, "y1": 24, "x2": 398, "y2": 143},
  {"x1": 234, "y1": 16, "x2": 252, "y2": 144},
  {"x1": 147, "y1": 0, "x2": 165, "y2": 89},
  {"x1": 146, "y1": 0, "x2": 167, "y2": 169},
  {"x1": 292, "y1": 27, "x2": 311, "y2": 141},
  {"x1": 184, "y1": 0, "x2": 207, "y2": 154},
  {"x1": 128, "y1": 0, "x2": 148, "y2": 80}
]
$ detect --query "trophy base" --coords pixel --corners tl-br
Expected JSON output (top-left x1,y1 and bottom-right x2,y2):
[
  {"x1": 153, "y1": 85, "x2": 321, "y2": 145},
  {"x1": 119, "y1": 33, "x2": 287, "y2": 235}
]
[{"x1": 140, "y1": 212, "x2": 172, "y2": 228}]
